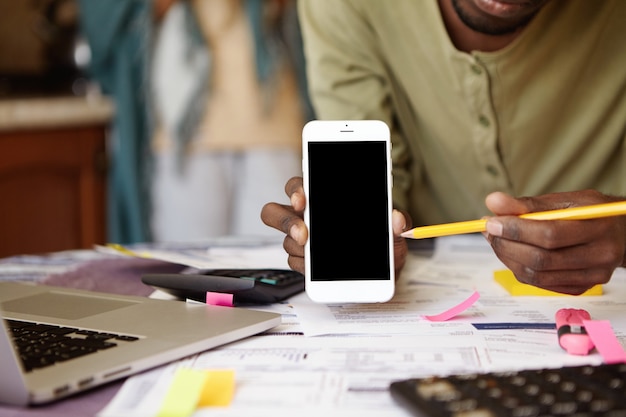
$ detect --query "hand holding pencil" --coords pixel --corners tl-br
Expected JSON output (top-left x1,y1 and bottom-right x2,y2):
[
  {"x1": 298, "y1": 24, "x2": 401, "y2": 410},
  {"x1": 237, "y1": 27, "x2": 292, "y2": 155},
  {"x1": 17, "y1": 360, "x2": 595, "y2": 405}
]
[
  {"x1": 398, "y1": 191, "x2": 626, "y2": 295},
  {"x1": 401, "y1": 200, "x2": 626, "y2": 239}
]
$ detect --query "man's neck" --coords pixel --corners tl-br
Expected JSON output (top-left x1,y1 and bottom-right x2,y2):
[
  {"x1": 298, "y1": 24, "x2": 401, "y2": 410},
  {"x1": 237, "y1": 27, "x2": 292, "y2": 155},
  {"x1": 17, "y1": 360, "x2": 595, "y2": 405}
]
[{"x1": 438, "y1": 0, "x2": 525, "y2": 53}]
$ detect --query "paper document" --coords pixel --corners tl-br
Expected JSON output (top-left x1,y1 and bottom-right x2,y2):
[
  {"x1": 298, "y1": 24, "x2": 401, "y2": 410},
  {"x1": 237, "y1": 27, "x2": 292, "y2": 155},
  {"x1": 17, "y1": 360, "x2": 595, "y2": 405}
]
[
  {"x1": 97, "y1": 241, "x2": 290, "y2": 270},
  {"x1": 99, "y1": 235, "x2": 626, "y2": 417}
]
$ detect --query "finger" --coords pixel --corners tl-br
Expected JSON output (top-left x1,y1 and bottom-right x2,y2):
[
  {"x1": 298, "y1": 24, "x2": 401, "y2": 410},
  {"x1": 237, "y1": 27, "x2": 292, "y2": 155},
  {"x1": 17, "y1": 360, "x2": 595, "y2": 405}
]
[
  {"x1": 391, "y1": 209, "x2": 410, "y2": 277},
  {"x1": 392, "y1": 209, "x2": 409, "y2": 235},
  {"x1": 287, "y1": 256, "x2": 305, "y2": 275},
  {"x1": 283, "y1": 235, "x2": 305, "y2": 258},
  {"x1": 285, "y1": 176, "x2": 303, "y2": 195},
  {"x1": 260, "y1": 202, "x2": 308, "y2": 245},
  {"x1": 487, "y1": 216, "x2": 615, "y2": 251},
  {"x1": 485, "y1": 191, "x2": 584, "y2": 216},
  {"x1": 486, "y1": 189, "x2": 615, "y2": 217},
  {"x1": 485, "y1": 191, "x2": 531, "y2": 215},
  {"x1": 501, "y1": 258, "x2": 611, "y2": 295},
  {"x1": 285, "y1": 177, "x2": 306, "y2": 212},
  {"x1": 283, "y1": 236, "x2": 305, "y2": 274},
  {"x1": 489, "y1": 230, "x2": 622, "y2": 273}
]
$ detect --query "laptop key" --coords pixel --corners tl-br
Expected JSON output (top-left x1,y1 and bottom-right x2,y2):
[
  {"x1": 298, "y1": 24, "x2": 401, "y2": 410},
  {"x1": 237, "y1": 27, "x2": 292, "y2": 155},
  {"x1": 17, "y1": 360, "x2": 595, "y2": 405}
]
[{"x1": 6, "y1": 319, "x2": 137, "y2": 372}]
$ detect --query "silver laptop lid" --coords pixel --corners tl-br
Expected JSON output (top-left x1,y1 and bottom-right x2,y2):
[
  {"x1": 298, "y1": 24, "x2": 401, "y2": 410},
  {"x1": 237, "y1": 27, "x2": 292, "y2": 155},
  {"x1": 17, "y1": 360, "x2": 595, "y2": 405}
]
[{"x1": 0, "y1": 281, "x2": 281, "y2": 405}]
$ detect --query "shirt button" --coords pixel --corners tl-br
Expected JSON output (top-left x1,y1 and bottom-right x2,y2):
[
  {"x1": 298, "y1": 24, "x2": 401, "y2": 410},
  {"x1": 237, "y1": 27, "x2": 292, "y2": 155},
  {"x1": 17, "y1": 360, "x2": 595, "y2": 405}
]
[
  {"x1": 486, "y1": 165, "x2": 499, "y2": 177},
  {"x1": 471, "y1": 64, "x2": 483, "y2": 75},
  {"x1": 479, "y1": 115, "x2": 490, "y2": 127}
]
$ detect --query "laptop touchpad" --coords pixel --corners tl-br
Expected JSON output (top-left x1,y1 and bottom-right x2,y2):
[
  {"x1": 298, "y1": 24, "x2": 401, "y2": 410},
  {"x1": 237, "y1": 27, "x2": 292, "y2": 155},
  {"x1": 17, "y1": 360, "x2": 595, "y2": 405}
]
[{"x1": 2, "y1": 291, "x2": 137, "y2": 320}]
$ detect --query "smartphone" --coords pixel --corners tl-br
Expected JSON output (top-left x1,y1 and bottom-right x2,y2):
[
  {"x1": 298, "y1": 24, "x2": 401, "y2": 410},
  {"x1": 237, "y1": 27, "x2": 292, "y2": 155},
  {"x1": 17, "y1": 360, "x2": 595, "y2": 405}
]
[{"x1": 302, "y1": 120, "x2": 395, "y2": 303}]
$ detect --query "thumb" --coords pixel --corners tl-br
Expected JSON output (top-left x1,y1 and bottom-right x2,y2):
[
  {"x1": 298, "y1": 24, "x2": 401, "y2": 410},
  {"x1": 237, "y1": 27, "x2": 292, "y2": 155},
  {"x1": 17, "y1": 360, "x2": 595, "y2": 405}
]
[
  {"x1": 392, "y1": 209, "x2": 409, "y2": 235},
  {"x1": 485, "y1": 192, "x2": 532, "y2": 216}
]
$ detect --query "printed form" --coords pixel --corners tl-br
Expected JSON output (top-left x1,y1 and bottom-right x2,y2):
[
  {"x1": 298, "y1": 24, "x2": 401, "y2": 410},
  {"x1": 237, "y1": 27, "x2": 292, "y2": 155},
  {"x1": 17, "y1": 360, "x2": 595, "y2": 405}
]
[{"x1": 99, "y1": 235, "x2": 626, "y2": 417}]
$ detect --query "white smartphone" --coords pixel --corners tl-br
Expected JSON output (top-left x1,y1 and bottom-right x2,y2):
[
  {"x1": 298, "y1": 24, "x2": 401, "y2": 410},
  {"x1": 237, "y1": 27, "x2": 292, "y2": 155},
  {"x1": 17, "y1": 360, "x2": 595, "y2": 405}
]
[{"x1": 302, "y1": 120, "x2": 395, "y2": 303}]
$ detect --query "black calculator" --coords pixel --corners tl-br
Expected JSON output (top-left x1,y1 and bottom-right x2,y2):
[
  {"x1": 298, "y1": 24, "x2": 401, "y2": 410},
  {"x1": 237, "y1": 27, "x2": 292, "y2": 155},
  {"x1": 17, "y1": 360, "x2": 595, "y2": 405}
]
[
  {"x1": 390, "y1": 362, "x2": 626, "y2": 417},
  {"x1": 141, "y1": 269, "x2": 305, "y2": 304}
]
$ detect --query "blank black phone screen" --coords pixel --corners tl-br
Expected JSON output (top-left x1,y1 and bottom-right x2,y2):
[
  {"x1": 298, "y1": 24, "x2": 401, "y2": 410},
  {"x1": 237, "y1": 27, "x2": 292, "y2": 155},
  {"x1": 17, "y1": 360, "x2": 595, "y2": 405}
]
[{"x1": 307, "y1": 141, "x2": 391, "y2": 281}]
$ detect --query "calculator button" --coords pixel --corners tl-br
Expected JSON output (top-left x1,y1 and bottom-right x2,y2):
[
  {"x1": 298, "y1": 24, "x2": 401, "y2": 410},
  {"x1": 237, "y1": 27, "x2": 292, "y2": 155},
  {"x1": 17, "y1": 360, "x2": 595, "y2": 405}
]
[{"x1": 390, "y1": 363, "x2": 626, "y2": 417}]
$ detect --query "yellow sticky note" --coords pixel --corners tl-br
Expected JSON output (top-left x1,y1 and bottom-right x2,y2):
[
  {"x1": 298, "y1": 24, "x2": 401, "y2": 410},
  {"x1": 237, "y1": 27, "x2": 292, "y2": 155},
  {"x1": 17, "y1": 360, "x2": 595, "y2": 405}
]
[
  {"x1": 157, "y1": 369, "x2": 236, "y2": 417},
  {"x1": 494, "y1": 269, "x2": 602, "y2": 296},
  {"x1": 157, "y1": 369, "x2": 208, "y2": 417},
  {"x1": 198, "y1": 370, "x2": 236, "y2": 407}
]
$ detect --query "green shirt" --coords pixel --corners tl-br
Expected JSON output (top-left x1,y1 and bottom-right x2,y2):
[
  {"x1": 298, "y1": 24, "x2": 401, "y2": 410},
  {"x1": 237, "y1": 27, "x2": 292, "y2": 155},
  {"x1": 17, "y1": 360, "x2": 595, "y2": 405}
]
[{"x1": 299, "y1": 0, "x2": 626, "y2": 225}]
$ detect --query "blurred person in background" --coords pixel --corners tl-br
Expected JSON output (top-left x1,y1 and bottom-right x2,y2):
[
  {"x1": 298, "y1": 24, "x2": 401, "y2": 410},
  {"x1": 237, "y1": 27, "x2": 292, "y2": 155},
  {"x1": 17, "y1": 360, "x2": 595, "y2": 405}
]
[
  {"x1": 150, "y1": 0, "x2": 312, "y2": 241},
  {"x1": 79, "y1": 0, "x2": 312, "y2": 243}
]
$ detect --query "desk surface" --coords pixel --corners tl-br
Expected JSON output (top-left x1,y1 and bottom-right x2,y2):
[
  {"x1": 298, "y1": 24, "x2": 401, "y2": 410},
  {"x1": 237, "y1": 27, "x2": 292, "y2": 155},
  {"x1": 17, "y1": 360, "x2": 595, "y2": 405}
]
[{"x1": 1, "y1": 237, "x2": 625, "y2": 417}]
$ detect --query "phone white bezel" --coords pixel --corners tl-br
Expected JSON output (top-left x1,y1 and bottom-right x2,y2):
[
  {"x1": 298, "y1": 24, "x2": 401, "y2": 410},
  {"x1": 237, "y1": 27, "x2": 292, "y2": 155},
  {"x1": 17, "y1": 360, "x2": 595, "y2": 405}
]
[{"x1": 302, "y1": 120, "x2": 395, "y2": 303}]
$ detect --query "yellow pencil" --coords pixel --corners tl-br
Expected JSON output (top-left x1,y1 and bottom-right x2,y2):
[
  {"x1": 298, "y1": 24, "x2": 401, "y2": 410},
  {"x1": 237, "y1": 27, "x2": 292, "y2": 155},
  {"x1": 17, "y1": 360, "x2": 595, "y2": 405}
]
[{"x1": 400, "y1": 200, "x2": 626, "y2": 239}]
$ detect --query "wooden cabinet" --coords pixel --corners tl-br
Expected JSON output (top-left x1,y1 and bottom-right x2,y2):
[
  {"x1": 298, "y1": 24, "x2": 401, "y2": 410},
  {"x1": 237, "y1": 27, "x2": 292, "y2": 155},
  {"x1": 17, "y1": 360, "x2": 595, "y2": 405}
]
[{"x1": 0, "y1": 96, "x2": 113, "y2": 257}]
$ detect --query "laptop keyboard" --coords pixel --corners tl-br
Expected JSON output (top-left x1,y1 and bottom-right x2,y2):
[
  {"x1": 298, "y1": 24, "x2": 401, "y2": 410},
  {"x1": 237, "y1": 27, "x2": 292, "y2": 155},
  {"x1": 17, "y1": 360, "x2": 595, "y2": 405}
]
[
  {"x1": 390, "y1": 363, "x2": 626, "y2": 417},
  {"x1": 7, "y1": 319, "x2": 139, "y2": 372}
]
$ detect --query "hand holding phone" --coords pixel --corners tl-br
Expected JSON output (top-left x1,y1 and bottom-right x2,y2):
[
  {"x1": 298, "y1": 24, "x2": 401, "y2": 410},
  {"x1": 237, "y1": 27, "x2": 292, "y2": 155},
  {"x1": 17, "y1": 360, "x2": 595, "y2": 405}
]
[{"x1": 302, "y1": 120, "x2": 395, "y2": 303}]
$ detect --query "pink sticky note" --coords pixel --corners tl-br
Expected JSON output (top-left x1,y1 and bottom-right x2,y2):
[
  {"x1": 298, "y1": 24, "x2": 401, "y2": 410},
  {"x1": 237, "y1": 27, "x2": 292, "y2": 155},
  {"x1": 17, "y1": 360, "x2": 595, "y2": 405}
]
[
  {"x1": 206, "y1": 292, "x2": 234, "y2": 307},
  {"x1": 424, "y1": 291, "x2": 480, "y2": 322},
  {"x1": 583, "y1": 319, "x2": 626, "y2": 364}
]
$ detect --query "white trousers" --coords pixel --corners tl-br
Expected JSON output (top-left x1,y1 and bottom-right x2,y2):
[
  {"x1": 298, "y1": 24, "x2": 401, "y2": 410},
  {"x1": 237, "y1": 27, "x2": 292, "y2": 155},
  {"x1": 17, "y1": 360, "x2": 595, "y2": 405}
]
[{"x1": 151, "y1": 149, "x2": 300, "y2": 241}]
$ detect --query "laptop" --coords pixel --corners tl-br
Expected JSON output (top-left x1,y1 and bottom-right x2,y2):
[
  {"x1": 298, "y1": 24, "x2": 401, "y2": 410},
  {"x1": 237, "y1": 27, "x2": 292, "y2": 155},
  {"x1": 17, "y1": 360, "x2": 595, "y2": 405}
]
[{"x1": 0, "y1": 281, "x2": 281, "y2": 406}]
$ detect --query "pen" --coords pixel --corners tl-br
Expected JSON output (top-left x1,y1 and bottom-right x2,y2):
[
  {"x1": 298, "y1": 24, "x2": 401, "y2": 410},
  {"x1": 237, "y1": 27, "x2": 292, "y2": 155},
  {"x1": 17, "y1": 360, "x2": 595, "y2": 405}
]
[{"x1": 400, "y1": 200, "x2": 626, "y2": 239}]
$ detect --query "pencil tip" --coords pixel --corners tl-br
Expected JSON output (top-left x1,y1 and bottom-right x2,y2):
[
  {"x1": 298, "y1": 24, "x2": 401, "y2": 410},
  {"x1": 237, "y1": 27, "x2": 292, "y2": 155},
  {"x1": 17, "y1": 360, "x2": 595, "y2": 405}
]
[{"x1": 400, "y1": 230, "x2": 414, "y2": 239}]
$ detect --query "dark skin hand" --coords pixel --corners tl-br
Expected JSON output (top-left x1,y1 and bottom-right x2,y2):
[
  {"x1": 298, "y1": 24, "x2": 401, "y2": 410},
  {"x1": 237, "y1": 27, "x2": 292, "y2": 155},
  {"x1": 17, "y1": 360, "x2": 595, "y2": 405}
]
[
  {"x1": 261, "y1": 181, "x2": 626, "y2": 294},
  {"x1": 260, "y1": 176, "x2": 411, "y2": 277},
  {"x1": 484, "y1": 190, "x2": 626, "y2": 295}
]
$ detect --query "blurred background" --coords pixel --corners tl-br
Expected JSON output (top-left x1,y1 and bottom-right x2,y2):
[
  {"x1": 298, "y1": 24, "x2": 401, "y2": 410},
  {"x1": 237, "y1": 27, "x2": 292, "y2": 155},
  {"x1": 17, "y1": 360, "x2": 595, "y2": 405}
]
[{"x1": 0, "y1": 0, "x2": 312, "y2": 257}]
